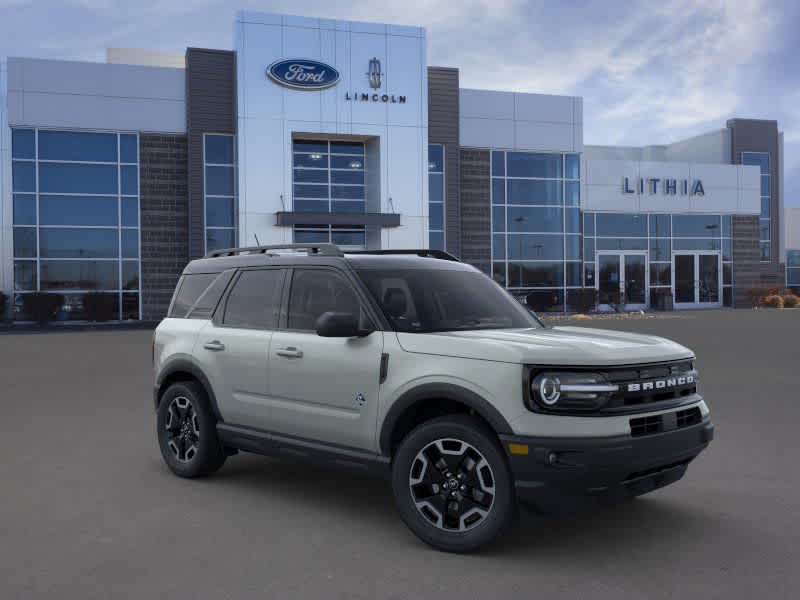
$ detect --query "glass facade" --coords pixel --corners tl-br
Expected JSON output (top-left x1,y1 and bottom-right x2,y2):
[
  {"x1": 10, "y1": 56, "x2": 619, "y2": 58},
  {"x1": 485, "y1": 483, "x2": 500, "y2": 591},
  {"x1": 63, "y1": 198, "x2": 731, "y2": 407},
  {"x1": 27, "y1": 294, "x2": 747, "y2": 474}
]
[
  {"x1": 428, "y1": 144, "x2": 445, "y2": 250},
  {"x1": 491, "y1": 150, "x2": 580, "y2": 311},
  {"x1": 291, "y1": 139, "x2": 366, "y2": 248},
  {"x1": 788, "y1": 250, "x2": 800, "y2": 288},
  {"x1": 742, "y1": 152, "x2": 771, "y2": 261},
  {"x1": 204, "y1": 134, "x2": 237, "y2": 253},
  {"x1": 11, "y1": 128, "x2": 141, "y2": 320},
  {"x1": 584, "y1": 213, "x2": 733, "y2": 307}
]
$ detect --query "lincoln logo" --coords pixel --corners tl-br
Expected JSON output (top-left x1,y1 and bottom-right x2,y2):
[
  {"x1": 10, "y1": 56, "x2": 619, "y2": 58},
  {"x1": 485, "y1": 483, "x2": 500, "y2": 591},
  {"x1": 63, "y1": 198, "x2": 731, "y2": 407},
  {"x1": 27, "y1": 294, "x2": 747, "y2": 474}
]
[
  {"x1": 367, "y1": 57, "x2": 382, "y2": 89},
  {"x1": 627, "y1": 374, "x2": 695, "y2": 393},
  {"x1": 266, "y1": 59, "x2": 341, "y2": 90}
]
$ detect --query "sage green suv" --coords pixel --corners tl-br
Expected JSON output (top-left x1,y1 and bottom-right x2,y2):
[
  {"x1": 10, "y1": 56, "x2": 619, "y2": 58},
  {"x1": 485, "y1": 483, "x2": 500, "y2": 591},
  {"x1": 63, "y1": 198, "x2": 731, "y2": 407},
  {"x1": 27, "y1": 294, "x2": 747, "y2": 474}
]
[{"x1": 153, "y1": 244, "x2": 713, "y2": 553}]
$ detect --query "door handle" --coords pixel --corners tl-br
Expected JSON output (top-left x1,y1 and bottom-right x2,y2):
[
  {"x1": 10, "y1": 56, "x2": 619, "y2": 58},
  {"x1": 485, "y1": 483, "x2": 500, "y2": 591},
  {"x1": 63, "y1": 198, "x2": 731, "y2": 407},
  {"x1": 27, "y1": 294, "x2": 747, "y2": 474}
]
[
  {"x1": 203, "y1": 340, "x2": 225, "y2": 352},
  {"x1": 276, "y1": 347, "x2": 303, "y2": 359}
]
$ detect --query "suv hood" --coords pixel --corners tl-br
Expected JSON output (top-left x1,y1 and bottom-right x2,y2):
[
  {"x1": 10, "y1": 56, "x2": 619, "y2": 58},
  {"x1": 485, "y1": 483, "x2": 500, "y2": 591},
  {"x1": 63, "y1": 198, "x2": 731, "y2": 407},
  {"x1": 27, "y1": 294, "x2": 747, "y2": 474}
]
[{"x1": 396, "y1": 326, "x2": 693, "y2": 366}]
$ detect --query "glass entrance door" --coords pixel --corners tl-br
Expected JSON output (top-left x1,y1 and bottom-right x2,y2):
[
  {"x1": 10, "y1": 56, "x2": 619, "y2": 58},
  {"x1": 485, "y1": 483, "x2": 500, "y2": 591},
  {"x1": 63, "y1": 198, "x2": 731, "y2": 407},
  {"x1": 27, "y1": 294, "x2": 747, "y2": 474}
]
[
  {"x1": 596, "y1": 252, "x2": 648, "y2": 310},
  {"x1": 673, "y1": 252, "x2": 721, "y2": 308}
]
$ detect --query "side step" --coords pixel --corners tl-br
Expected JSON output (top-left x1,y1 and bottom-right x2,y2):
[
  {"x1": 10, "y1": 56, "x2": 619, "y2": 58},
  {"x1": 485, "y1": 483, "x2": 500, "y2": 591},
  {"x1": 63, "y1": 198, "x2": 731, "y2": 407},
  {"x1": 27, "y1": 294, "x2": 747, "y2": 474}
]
[{"x1": 217, "y1": 423, "x2": 390, "y2": 478}]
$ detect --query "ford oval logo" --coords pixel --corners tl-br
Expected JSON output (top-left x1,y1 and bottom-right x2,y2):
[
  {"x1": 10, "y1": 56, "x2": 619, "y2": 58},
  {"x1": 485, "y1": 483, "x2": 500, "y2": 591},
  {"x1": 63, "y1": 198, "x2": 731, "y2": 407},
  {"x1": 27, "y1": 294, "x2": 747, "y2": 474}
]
[{"x1": 267, "y1": 59, "x2": 340, "y2": 90}]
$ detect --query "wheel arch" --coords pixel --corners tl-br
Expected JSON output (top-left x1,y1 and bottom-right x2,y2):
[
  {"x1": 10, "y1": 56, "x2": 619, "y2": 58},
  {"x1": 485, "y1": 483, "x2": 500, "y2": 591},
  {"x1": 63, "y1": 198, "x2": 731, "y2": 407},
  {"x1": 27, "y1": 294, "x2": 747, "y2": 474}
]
[
  {"x1": 379, "y1": 383, "x2": 513, "y2": 457},
  {"x1": 155, "y1": 359, "x2": 222, "y2": 421}
]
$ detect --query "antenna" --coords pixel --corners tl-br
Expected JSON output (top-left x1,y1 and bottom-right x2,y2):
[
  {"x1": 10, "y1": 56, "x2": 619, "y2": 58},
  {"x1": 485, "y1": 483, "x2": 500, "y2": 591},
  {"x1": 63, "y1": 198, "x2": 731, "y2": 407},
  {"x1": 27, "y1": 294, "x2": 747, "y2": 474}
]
[{"x1": 254, "y1": 233, "x2": 262, "y2": 247}]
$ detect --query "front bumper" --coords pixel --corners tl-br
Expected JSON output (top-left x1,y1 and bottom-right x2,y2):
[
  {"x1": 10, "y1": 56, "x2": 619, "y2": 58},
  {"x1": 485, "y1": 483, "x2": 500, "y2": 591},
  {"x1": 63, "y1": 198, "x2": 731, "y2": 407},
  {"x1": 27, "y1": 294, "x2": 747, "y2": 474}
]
[{"x1": 499, "y1": 417, "x2": 714, "y2": 513}]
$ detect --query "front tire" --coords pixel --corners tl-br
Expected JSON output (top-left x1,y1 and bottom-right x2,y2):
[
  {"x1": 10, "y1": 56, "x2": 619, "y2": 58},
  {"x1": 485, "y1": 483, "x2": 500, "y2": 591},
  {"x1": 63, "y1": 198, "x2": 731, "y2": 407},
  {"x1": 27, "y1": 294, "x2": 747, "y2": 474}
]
[
  {"x1": 391, "y1": 415, "x2": 516, "y2": 553},
  {"x1": 156, "y1": 381, "x2": 226, "y2": 478}
]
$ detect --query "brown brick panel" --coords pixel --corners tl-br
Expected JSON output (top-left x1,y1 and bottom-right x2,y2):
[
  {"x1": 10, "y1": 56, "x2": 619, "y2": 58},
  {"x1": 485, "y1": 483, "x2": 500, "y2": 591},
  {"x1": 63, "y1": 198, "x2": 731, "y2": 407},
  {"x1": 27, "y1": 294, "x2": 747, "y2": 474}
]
[
  {"x1": 139, "y1": 133, "x2": 189, "y2": 320},
  {"x1": 459, "y1": 149, "x2": 491, "y2": 273}
]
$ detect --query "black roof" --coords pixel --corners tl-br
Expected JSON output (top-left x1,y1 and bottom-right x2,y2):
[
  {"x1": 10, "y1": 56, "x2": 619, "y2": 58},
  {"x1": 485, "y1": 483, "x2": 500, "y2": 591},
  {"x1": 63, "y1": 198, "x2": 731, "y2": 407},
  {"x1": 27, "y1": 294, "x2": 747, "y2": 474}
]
[{"x1": 182, "y1": 244, "x2": 476, "y2": 275}]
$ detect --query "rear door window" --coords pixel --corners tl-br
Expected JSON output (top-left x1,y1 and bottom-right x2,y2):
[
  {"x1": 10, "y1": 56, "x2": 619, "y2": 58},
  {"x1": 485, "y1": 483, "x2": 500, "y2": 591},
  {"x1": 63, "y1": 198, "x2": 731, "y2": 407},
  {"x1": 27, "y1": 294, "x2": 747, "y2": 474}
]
[{"x1": 221, "y1": 269, "x2": 284, "y2": 329}]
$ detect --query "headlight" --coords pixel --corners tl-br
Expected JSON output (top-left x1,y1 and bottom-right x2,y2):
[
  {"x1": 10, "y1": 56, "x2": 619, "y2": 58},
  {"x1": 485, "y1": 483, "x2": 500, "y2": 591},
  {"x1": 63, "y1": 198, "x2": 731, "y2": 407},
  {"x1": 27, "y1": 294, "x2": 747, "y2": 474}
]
[{"x1": 529, "y1": 372, "x2": 619, "y2": 412}]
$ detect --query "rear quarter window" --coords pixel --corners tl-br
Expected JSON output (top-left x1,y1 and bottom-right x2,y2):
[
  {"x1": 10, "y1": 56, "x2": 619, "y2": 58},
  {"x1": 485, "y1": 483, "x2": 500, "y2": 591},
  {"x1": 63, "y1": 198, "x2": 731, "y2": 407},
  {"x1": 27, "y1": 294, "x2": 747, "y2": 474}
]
[{"x1": 169, "y1": 273, "x2": 220, "y2": 318}]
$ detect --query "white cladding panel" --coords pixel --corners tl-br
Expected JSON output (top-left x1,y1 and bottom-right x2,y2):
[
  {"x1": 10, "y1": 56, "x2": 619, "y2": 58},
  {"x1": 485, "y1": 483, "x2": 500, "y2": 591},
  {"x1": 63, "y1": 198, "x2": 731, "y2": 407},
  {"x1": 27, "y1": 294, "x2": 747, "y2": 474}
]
[
  {"x1": 582, "y1": 158, "x2": 760, "y2": 215},
  {"x1": 459, "y1": 88, "x2": 582, "y2": 152},
  {"x1": 1, "y1": 59, "x2": 11, "y2": 295},
  {"x1": 6, "y1": 58, "x2": 185, "y2": 132},
  {"x1": 235, "y1": 11, "x2": 428, "y2": 247},
  {"x1": 784, "y1": 206, "x2": 800, "y2": 250}
]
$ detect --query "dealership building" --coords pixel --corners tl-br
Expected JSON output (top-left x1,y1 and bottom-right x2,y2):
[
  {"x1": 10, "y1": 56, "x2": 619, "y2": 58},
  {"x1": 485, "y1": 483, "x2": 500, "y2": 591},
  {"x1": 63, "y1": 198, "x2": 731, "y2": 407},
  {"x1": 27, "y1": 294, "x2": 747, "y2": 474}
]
[{"x1": 0, "y1": 10, "x2": 794, "y2": 320}]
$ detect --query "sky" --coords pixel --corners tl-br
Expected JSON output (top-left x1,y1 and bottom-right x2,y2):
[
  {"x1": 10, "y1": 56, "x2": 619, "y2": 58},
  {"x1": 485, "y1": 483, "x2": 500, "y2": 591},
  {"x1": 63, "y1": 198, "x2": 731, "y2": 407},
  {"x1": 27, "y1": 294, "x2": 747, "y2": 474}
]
[{"x1": 1, "y1": 0, "x2": 798, "y2": 204}]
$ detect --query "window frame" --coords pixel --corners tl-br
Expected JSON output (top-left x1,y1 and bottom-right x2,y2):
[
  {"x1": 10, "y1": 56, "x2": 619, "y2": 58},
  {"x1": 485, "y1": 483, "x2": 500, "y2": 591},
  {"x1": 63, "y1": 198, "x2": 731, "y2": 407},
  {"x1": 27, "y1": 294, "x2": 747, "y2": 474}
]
[
  {"x1": 212, "y1": 267, "x2": 286, "y2": 331},
  {"x1": 203, "y1": 133, "x2": 238, "y2": 255}
]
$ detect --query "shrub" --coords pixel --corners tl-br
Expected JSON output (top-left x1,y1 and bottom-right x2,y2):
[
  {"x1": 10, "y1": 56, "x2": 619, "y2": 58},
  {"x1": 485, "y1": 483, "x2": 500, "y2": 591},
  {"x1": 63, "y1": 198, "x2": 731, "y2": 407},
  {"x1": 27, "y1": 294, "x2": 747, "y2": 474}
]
[
  {"x1": 782, "y1": 294, "x2": 799, "y2": 308},
  {"x1": 21, "y1": 293, "x2": 64, "y2": 324},
  {"x1": 82, "y1": 292, "x2": 118, "y2": 322},
  {"x1": 762, "y1": 295, "x2": 784, "y2": 309},
  {"x1": 747, "y1": 287, "x2": 790, "y2": 307}
]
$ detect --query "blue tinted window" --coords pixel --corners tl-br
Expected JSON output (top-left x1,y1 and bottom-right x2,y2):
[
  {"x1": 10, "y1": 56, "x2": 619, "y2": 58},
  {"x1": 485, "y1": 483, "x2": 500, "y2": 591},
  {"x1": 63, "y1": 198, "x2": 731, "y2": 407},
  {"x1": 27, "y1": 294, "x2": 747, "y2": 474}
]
[
  {"x1": 507, "y1": 153, "x2": 562, "y2": 178},
  {"x1": 206, "y1": 166, "x2": 235, "y2": 195},
  {"x1": 507, "y1": 206, "x2": 563, "y2": 233},
  {"x1": 649, "y1": 238, "x2": 671, "y2": 261},
  {"x1": 40, "y1": 260, "x2": 119, "y2": 290},
  {"x1": 429, "y1": 173, "x2": 444, "y2": 203},
  {"x1": 206, "y1": 197, "x2": 234, "y2": 227},
  {"x1": 12, "y1": 161, "x2": 36, "y2": 192},
  {"x1": 122, "y1": 229, "x2": 139, "y2": 258},
  {"x1": 14, "y1": 261, "x2": 37, "y2": 291},
  {"x1": 565, "y1": 181, "x2": 579, "y2": 206},
  {"x1": 429, "y1": 231, "x2": 444, "y2": 251},
  {"x1": 565, "y1": 154, "x2": 580, "y2": 179},
  {"x1": 294, "y1": 184, "x2": 328, "y2": 199},
  {"x1": 121, "y1": 198, "x2": 139, "y2": 226},
  {"x1": 39, "y1": 163, "x2": 118, "y2": 194},
  {"x1": 428, "y1": 145, "x2": 444, "y2": 172},
  {"x1": 583, "y1": 213, "x2": 594, "y2": 236},
  {"x1": 492, "y1": 206, "x2": 505, "y2": 232},
  {"x1": 122, "y1": 261, "x2": 139, "y2": 290},
  {"x1": 595, "y1": 213, "x2": 647, "y2": 237},
  {"x1": 121, "y1": 165, "x2": 138, "y2": 195},
  {"x1": 331, "y1": 155, "x2": 363, "y2": 170},
  {"x1": 761, "y1": 197, "x2": 770, "y2": 218},
  {"x1": 40, "y1": 195, "x2": 118, "y2": 226},
  {"x1": 492, "y1": 179, "x2": 505, "y2": 205},
  {"x1": 673, "y1": 238, "x2": 721, "y2": 251},
  {"x1": 205, "y1": 135, "x2": 234, "y2": 164},
  {"x1": 491, "y1": 151, "x2": 505, "y2": 177},
  {"x1": 331, "y1": 185, "x2": 364, "y2": 200},
  {"x1": 722, "y1": 238, "x2": 732, "y2": 261},
  {"x1": 565, "y1": 208, "x2": 580, "y2": 233},
  {"x1": 721, "y1": 215, "x2": 732, "y2": 237},
  {"x1": 760, "y1": 175, "x2": 770, "y2": 196},
  {"x1": 14, "y1": 228, "x2": 37, "y2": 258},
  {"x1": 330, "y1": 141, "x2": 364, "y2": 155},
  {"x1": 38, "y1": 131, "x2": 117, "y2": 162},
  {"x1": 596, "y1": 238, "x2": 648, "y2": 251},
  {"x1": 293, "y1": 140, "x2": 328, "y2": 154},
  {"x1": 206, "y1": 228, "x2": 235, "y2": 251},
  {"x1": 12, "y1": 129, "x2": 35, "y2": 159},
  {"x1": 789, "y1": 269, "x2": 800, "y2": 285},
  {"x1": 566, "y1": 262, "x2": 582, "y2": 287},
  {"x1": 429, "y1": 203, "x2": 443, "y2": 230},
  {"x1": 13, "y1": 194, "x2": 36, "y2": 225},
  {"x1": 760, "y1": 242, "x2": 770, "y2": 261},
  {"x1": 508, "y1": 262, "x2": 564, "y2": 287},
  {"x1": 741, "y1": 152, "x2": 769, "y2": 174},
  {"x1": 649, "y1": 214, "x2": 671, "y2": 237},
  {"x1": 294, "y1": 229, "x2": 329, "y2": 243},
  {"x1": 673, "y1": 214, "x2": 721, "y2": 237},
  {"x1": 294, "y1": 199, "x2": 328, "y2": 212},
  {"x1": 583, "y1": 238, "x2": 594, "y2": 261},
  {"x1": 507, "y1": 180, "x2": 562, "y2": 205},
  {"x1": 331, "y1": 230, "x2": 366, "y2": 246},
  {"x1": 332, "y1": 170, "x2": 364, "y2": 185},
  {"x1": 120, "y1": 135, "x2": 138, "y2": 163},
  {"x1": 40, "y1": 228, "x2": 118, "y2": 258},
  {"x1": 293, "y1": 168, "x2": 329, "y2": 184},
  {"x1": 492, "y1": 235, "x2": 506, "y2": 260},
  {"x1": 787, "y1": 250, "x2": 800, "y2": 268},
  {"x1": 294, "y1": 153, "x2": 329, "y2": 168},
  {"x1": 507, "y1": 234, "x2": 564, "y2": 260},
  {"x1": 331, "y1": 201, "x2": 365, "y2": 213}
]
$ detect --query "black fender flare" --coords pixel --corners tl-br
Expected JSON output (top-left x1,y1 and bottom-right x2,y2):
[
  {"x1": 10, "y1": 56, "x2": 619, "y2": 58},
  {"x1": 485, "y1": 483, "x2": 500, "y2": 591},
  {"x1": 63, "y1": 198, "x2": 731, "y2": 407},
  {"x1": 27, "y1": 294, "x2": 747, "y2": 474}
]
[
  {"x1": 154, "y1": 359, "x2": 222, "y2": 421},
  {"x1": 379, "y1": 383, "x2": 513, "y2": 456}
]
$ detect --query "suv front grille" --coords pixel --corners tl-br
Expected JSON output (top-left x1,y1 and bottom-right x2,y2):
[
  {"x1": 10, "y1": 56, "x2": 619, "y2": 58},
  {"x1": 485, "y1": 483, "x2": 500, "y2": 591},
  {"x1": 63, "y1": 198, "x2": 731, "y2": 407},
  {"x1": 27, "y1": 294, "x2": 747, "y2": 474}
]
[
  {"x1": 601, "y1": 360, "x2": 697, "y2": 413},
  {"x1": 629, "y1": 406, "x2": 703, "y2": 437}
]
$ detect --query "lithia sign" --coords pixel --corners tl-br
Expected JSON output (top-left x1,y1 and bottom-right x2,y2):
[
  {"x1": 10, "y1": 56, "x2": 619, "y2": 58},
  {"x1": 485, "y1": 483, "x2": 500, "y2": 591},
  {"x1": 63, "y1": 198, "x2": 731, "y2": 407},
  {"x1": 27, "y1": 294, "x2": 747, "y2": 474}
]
[
  {"x1": 267, "y1": 57, "x2": 407, "y2": 103},
  {"x1": 623, "y1": 176, "x2": 705, "y2": 196}
]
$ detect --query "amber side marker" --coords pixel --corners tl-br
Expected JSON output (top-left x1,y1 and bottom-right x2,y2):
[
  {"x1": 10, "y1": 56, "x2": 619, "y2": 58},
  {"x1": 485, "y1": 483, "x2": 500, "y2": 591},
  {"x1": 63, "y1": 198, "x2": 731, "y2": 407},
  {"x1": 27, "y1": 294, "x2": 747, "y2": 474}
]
[{"x1": 508, "y1": 443, "x2": 529, "y2": 455}]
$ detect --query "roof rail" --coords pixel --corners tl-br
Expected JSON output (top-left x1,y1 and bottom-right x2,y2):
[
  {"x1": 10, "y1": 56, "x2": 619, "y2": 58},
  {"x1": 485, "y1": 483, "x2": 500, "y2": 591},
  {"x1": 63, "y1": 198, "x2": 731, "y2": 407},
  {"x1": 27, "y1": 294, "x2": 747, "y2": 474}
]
[
  {"x1": 204, "y1": 243, "x2": 344, "y2": 258},
  {"x1": 345, "y1": 249, "x2": 461, "y2": 262}
]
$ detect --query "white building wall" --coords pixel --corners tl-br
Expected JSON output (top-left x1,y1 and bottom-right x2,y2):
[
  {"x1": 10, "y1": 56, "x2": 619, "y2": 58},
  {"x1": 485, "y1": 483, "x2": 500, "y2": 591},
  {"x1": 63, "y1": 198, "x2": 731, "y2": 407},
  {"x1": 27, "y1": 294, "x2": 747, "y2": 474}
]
[
  {"x1": 585, "y1": 129, "x2": 731, "y2": 165},
  {"x1": 459, "y1": 89, "x2": 582, "y2": 152},
  {"x1": 582, "y1": 158, "x2": 761, "y2": 215},
  {"x1": 235, "y1": 11, "x2": 428, "y2": 249},
  {"x1": 7, "y1": 57, "x2": 185, "y2": 132},
  {"x1": 106, "y1": 48, "x2": 186, "y2": 69},
  {"x1": 1, "y1": 59, "x2": 11, "y2": 299}
]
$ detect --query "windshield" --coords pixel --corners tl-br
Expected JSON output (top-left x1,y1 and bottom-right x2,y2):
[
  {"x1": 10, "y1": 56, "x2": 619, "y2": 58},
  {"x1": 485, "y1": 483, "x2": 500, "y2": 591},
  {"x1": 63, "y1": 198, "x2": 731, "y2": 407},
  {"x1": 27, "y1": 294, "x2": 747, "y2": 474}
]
[{"x1": 356, "y1": 268, "x2": 542, "y2": 333}]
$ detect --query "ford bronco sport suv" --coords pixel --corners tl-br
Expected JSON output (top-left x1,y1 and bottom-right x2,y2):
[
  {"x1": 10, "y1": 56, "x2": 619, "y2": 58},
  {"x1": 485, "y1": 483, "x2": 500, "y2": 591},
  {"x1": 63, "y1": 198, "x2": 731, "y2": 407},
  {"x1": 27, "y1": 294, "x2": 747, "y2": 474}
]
[{"x1": 153, "y1": 244, "x2": 713, "y2": 553}]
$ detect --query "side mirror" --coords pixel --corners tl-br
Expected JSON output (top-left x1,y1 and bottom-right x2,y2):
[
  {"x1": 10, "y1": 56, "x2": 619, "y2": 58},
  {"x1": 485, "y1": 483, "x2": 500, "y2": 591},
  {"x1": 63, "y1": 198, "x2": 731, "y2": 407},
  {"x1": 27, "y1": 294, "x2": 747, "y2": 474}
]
[{"x1": 315, "y1": 312, "x2": 372, "y2": 338}]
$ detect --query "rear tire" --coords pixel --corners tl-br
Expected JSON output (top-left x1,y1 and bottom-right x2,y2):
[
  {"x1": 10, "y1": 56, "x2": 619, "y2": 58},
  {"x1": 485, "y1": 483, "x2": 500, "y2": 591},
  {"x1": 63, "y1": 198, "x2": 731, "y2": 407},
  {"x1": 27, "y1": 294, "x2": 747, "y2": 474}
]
[
  {"x1": 391, "y1": 415, "x2": 516, "y2": 553},
  {"x1": 156, "y1": 381, "x2": 226, "y2": 478}
]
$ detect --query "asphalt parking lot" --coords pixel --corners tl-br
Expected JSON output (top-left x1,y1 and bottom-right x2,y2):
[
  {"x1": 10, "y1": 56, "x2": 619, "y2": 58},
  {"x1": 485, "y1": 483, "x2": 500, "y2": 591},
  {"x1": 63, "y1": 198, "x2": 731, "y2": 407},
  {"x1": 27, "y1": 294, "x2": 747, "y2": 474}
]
[{"x1": 1, "y1": 309, "x2": 798, "y2": 599}]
